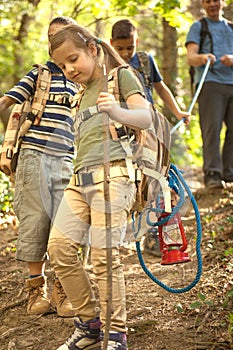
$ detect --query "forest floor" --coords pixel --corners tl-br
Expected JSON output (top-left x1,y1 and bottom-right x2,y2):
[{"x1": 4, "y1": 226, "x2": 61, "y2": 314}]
[{"x1": 0, "y1": 168, "x2": 233, "y2": 350}]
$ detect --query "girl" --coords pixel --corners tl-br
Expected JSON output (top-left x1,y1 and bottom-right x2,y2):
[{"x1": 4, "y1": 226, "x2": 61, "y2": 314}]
[{"x1": 48, "y1": 23, "x2": 151, "y2": 350}]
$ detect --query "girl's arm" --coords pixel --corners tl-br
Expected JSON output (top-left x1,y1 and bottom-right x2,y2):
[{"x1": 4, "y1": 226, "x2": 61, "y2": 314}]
[{"x1": 97, "y1": 92, "x2": 152, "y2": 130}]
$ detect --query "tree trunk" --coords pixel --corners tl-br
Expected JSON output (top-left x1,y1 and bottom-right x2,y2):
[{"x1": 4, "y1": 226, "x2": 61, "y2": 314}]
[
  {"x1": 162, "y1": 18, "x2": 177, "y2": 123},
  {"x1": 187, "y1": 0, "x2": 202, "y2": 19},
  {"x1": 13, "y1": 0, "x2": 41, "y2": 84}
]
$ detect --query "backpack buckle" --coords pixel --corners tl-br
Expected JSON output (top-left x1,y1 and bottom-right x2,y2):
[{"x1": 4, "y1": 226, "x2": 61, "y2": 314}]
[
  {"x1": 115, "y1": 125, "x2": 127, "y2": 139},
  {"x1": 75, "y1": 172, "x2": 94, "y2": 186}
]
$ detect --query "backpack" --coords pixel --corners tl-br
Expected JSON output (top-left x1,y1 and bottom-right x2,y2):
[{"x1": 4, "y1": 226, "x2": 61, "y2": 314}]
[
  {"x1": 72, "y1": 66, "x2": 172, "y2": 214},
  {"x1": 108, "y1": 66, "x2": 171, "y2": 214},
  {"x1": 189, "y1": 18, "x2": 233, "y2": 95},
  {"x1": 0, "y1": 64, "x2": 51, "y2": 177}
]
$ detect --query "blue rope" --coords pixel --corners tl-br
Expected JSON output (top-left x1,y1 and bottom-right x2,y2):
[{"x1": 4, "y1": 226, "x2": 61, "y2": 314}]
[{"x1": 135, "y1": 163, "x2": 203, "y2": 293}]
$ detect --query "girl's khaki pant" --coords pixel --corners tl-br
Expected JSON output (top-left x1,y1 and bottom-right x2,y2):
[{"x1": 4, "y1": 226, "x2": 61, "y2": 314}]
[{"x1": 48, "y1": 173, "x2": 136, "y2": 333}]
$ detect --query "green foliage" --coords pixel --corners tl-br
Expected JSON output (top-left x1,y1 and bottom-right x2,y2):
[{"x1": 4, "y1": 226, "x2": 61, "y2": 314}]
[
  {"x1": 224, "y1": 247, "x2": 233, "y2": 257},
  {"x1": 190, "y1": 292, "x2": 215, "y2": 309},
  {"x1": 0, "y1": 172, "x2": 14, "y2": 214},
  {"x1": 0, "y1": 172, "x2": 15, "y2": 229},
  {"x1": 170, "y1": 112, "x2": 203, "y2": 168},
  {"x1": 223, "y1": 288, "x2": 233, "y2": 308},
  {"x1": 0, "y1": 0, "x2": 232, "y2": 166},
  {"x1": 228, "y1": 312, "x2": 233, "y2": 342}
]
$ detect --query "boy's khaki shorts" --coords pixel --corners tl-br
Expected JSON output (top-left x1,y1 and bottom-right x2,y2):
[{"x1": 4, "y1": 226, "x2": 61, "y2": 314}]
[{"x1": 14, "y1": 149, "x2": 73, "y2": 262}]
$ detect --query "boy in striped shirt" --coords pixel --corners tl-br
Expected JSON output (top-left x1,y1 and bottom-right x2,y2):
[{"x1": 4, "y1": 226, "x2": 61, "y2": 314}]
[{"x1": 0, "y1": 16, "x2": 79, "y2": 317}]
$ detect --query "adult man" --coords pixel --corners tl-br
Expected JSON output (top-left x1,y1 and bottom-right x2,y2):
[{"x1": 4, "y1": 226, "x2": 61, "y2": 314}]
[{"x1": 186, "y1": 0, "x2": 233, "y2": 188}]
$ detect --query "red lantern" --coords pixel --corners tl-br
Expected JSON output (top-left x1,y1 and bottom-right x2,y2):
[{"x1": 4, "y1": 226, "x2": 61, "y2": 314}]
[{"x1": 158, "y1": 208, "x2": 191, "y2": 265}]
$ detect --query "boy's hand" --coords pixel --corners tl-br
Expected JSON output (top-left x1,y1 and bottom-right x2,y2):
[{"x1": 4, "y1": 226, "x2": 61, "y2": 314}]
[{"x1": 176, "y1": 111, "x2": 190, "y2": 124}]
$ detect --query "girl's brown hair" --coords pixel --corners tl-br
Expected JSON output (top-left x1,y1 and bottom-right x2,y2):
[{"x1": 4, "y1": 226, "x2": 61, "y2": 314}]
[{"x1": 50, "y1": 24, "x2": 126, "y2": 73}]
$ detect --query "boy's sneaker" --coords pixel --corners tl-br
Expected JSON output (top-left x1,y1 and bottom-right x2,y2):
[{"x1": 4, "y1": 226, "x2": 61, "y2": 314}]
[
  {"x1": 57, "y1": 317, "x2": 101, "y2": 350},
  {"x1": 204, "y1": 171, "x2": 223, "y2": 189},
  {"x1": 101, "y1": 332, "x2": 128, "y2": 350}
]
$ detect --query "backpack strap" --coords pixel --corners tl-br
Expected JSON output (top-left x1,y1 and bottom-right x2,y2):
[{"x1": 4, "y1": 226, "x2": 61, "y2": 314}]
[
  {"x1": 31, "y1": 64, "x2": 51, "y2": 125},
  {"x1": 227, "y1": 20, "x2": 233, "y2": 29},
  {"x1": 199, "y1": 18, "x2": 213, "y2": 53},
  {"x1": 189, "y1": 18, "x2": 213, "y2": 96},
  {"x1": 108, "y1": 66, "x2": 137, "y2": 183},
  {"x1": 136, "y1": 51, "x2": 152, "y2": 89}
]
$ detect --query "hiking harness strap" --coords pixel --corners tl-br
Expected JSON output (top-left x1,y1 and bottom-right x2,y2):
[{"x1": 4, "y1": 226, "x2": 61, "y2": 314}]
[
  {"x1": 75, "y1": 105, "x2": 99, "y2": 126},
  {"x1": 142, "y1": 167, "x2": 171, "y2": 213},
  {"x1": 71, "y1": 161, "x2": 128, "y2": 186}
]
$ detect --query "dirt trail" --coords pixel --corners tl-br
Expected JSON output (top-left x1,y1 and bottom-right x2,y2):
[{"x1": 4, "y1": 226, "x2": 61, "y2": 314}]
[{"x1": 1, "y1": 169, "x2": 233, "y2": 350}]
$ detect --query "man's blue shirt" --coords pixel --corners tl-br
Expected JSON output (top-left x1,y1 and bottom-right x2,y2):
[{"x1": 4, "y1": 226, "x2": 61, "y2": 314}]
[{"x1": 186, "y1": 18, "x2": 233, "y2": 85}]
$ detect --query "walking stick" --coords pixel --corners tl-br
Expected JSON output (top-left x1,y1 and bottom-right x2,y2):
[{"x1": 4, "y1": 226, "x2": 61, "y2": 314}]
[
  {"x1": 170, "y1": 57, "x2": 211, "y2": 135},
  {"x1": 102, "y1": 64, "x2": 112, "y2": 350}
]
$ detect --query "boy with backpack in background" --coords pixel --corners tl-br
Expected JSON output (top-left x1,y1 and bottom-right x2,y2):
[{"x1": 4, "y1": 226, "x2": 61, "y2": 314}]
[
  {"x1": 186, "y1": 0, "x2": 233, "y2": 189},
  {"x1": 0, "y1": 16, "x2": 79, "y2": 317},
  {"x1": 110, "y1": 19, "x2": 190, "y2": 256}
]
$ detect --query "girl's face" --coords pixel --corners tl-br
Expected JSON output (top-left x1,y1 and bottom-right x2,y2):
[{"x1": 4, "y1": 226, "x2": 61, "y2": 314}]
[{"x1": 52, "y1": 39, "x2": 99, "y2": 84}]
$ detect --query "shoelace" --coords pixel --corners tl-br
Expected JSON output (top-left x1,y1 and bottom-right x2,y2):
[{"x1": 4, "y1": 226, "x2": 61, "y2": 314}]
[
  {"x1": 65, "y1": 327, "x2": 84, "y2": 346},
  {"x1": 56, "y1": 284, "x2": 67, "y2": 306},
  {"x1": 29, "y1": 285, "x2": 44, "y2": 299},
  {"x1": 106, "y1": 340, "x2": 124, "y2": 350}
]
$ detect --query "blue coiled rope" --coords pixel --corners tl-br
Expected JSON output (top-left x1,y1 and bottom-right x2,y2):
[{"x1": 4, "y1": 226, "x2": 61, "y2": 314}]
[{"x1": 135, "y1": 163, "x2": 202, "y2": 293}]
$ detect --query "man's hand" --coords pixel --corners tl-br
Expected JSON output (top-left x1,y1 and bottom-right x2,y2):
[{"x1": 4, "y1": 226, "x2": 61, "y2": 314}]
[{"x1": 220, "y1": 54, "x2": 233, "y2": 67}]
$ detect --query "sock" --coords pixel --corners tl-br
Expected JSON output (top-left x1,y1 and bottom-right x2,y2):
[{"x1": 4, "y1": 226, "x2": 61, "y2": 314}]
[{"x1": 29, "y1": 274, "x2": 42, "y2": 279}]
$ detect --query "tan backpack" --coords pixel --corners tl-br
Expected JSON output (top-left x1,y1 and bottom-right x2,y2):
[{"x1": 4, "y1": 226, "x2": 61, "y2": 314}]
[
  {"x1": 108, "y1": 66, "x2": 171, "y2": 214},
  {"x1": 0, "y1": 64, "x2": 51, "y2": 177}
]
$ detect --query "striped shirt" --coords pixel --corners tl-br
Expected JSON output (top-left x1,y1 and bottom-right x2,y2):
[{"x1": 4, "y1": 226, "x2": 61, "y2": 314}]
[{"x1": 5, "y1": 61, "x2": 77, "y2": 158}]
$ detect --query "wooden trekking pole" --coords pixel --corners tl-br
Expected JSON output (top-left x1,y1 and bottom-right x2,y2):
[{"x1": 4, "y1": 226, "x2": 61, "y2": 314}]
[{"x1": 101, "y1": 64, "x2": 112, "y2": 350}]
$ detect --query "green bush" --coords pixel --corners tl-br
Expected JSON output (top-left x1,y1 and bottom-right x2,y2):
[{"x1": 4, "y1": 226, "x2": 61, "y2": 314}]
[{"x1": 0, "y1": 172, "x2": 15, "y2": 226}]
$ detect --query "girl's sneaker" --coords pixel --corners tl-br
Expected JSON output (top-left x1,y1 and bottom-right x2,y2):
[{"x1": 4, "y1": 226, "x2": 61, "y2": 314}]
[
  {"x1": 57, "y1": 317, "x2": 101, "y2": 350},
  {"x1": 101, "y1": 332, "x2": 128, "y2": 350}
]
